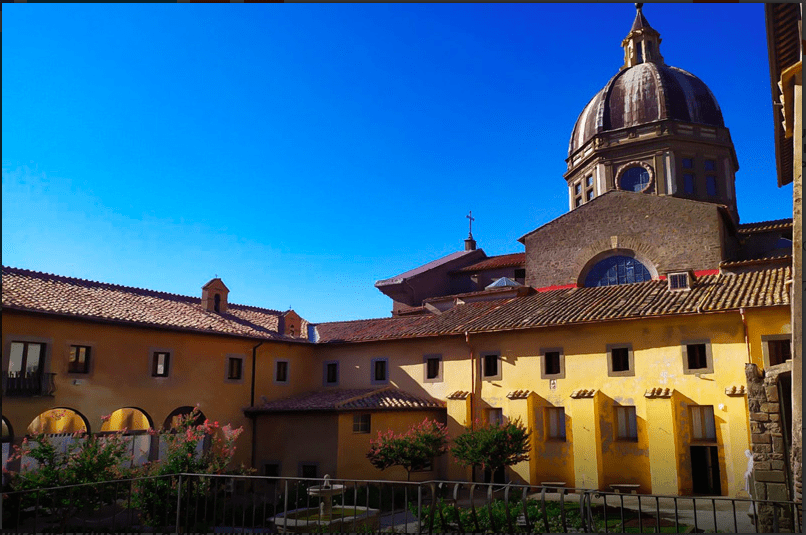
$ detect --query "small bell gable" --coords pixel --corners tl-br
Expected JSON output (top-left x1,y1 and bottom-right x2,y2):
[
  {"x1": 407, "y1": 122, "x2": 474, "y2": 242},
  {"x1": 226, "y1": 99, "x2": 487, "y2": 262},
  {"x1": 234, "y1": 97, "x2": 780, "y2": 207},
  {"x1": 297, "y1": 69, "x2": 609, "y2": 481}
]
[
  {"x1": 280, "y1": 310, "x2": 302, "y2": 337},
  {"x1": 202, "y1": 278, "x2": 230, "y2": 313}
]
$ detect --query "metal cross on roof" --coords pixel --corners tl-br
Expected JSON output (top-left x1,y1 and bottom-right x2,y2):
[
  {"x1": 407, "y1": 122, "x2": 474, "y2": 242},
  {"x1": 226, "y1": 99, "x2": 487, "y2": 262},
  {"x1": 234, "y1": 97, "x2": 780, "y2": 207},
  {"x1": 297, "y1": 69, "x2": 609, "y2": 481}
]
[{"x1": 466, "y1": 211, "x2": 475, "y2": 238}]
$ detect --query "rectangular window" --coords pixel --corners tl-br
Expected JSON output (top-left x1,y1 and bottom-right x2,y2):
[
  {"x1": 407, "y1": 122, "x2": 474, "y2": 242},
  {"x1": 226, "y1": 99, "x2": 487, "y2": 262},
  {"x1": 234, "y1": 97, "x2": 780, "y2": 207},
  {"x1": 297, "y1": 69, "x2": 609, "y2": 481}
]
[
  {"x1": 690, "y1": 405, "x2": 716, "y2": 442},
  {"x1": 545, "y1": 407, "x2": 566, "y2": 441},
  {"x1": 487, "y1": 408, "x2": 503, "y2": 426},
  {"x1": 669, "y1": 272, "x2": 690, "y2": 290},
  {"x1": 611, "y1": 347, "x2": 630, "y2": 372},
  {"x1": 275, "y1": 360, "x2": 289, "y2": 383},
  {"x1": 704, "y1": 159, "x2": 716, "y2": 171},
  {"x1": 768, "y1": 339, "x2": 791, "y2": 366},
  {"x1": 353, "y1": 413, "x2": 371, "y2": 434},
  {"x1": 575, "y1": 196, "x2": 582, "y2": 207},
  {"x1": 371, "y1": 358, "x2": 388, "y2": 383},
  {"x1": 8, "y1": 342, "x2": 45, "y2": 376},
  {"x1": 483, "y1": 354, "x2": 499, "y2": 378},
  {"x1": 513, "y1": 268, "x2": 526, "y2": 281},
  {"x1": 544, "y1": 351, "x2": 561, "y2": 375},
  {"x1": 264, "y1": 463, "x2": 280, "y2": 477},
  {"x1": 586, "y1": 176, "x2": 594, "y2": 187},
  {"x1": 574, "y1": 183, "x2": 582, "y2": 195},
  {"x1": 300, "y1": 463, "x2": 318, "y2": 479},
  {"x1": 424, "y1": 355, "x2": 442, "y2": 382},
  {"x1": 684, "y1": 173, "x2": 695, "y2": 194},
  {"x1": 706, "y1": 175, "x2": 718, "y2": 196},
  {"x1": 68, "y1": 345, "x2": 91, "y2": 374},
  {"x1": 152, "y1": 351, "x2": 170, "y2": 377},
  {"x1": 615, "y1": 406, "x2": 638, "y2": 440},
  {"x1": 682, "y1": 158, "x2": 694, "y2": 169},
  {"x1": 687, "y1": 344, "x2": 708, "y2": 370},
  {"x1": 324, "y1": 361, "x2": 339, "y2": 385},
  {"x1": 227, "y1": 357, "x2": 243, "y2": 380}
]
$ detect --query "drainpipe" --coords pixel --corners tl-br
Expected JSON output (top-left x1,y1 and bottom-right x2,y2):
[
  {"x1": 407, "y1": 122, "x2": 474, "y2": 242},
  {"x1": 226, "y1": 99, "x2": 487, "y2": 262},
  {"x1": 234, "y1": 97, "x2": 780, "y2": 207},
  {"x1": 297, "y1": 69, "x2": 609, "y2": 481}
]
[
  {"x1": 739, "y1": 308, "x2": 751, "y2": 364},
  {"x1": 250, "y1": 341, "x2": 264, "y2": 470},
  {"x1": 465, "y1": 331, "x2": 474, "y2": 430}
]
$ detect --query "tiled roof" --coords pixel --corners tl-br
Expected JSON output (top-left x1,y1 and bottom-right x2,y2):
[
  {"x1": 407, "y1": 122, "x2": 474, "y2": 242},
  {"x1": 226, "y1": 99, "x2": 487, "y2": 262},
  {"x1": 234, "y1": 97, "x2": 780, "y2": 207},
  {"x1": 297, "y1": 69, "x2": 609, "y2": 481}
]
[
  {"x1": 570, "y1": 389, "x2": 596, "y2": 399},
  {"x1": 507, "y1": 390, "x2": 532, "y2": 400},
  {"x1": 737, "y1": 218, "x2": 793, "y2": 234},
  {"x1": 720, "y1": 254, "x2": 791, "y2": 269},
  {"x1": 725, "y1": 385, "x2": 747, "y2": 397},
  {"x1": 447, "y1": 391, "x2": 471, "y2": 400},
  {"x1": 375, "y1": 250, "x2": 483, "y2": 287},
  {"x1": 645, "y1": 387, "x2": 673, "y2": 398},
  {"x1": 2, "y1": 266, "x2": 300, "y2": 342},
  {"x1": 317, "y1": 265, "x2": 790, "y2": 343},
  {"x1": 453, "y1": 253, "x2": 526, "y2": 273},
  {"x1": 245, "y1": 387, "x2": 445, "y2": 414}
]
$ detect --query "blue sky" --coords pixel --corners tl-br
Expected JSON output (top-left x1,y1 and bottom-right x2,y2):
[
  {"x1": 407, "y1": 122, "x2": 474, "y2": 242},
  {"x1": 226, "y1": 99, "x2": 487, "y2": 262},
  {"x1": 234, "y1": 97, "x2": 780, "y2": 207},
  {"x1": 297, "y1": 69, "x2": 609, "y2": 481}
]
[{"x1": 2, "y1": 3, "x2": 791, "y2": 323}]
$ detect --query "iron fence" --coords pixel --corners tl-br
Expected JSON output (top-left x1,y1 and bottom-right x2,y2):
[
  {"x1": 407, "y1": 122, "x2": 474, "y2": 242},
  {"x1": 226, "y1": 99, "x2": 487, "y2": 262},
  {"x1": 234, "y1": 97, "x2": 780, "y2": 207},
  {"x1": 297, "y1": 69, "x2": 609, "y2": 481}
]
[{"x1": 1, "y1": 474, "x2": 802, "y2": 533}]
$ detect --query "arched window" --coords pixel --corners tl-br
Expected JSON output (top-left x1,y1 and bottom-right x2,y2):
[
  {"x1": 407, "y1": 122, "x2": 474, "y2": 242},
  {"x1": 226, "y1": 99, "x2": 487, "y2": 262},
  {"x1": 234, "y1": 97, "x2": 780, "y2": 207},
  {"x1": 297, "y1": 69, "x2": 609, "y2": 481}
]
[
  {"x1": 619, "y1": 166, "x2": 650, "y2": 192},
  {"x1": 584, "y1": 255, "x2": 653, "y2": 287},
  {"x1": 214, "y1": 294, "x2": 221, "y2": 313}
]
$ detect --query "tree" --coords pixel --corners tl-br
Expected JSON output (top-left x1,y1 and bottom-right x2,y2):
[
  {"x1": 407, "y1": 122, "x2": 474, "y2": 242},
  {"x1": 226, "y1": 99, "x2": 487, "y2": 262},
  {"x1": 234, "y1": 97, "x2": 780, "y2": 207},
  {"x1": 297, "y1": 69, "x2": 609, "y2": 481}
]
[
  {"x1": 451, "y1": 419, "x2": 531, "y2": 483},
  {"x1": 367, "y1": 418, "x2": 448, "y2": 481}
]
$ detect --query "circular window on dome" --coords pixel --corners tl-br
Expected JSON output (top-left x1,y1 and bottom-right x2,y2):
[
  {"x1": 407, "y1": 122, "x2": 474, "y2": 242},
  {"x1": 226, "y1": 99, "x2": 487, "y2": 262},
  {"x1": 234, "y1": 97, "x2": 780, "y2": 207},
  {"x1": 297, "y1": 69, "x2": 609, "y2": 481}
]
[{"x1": 619, "y1": 166, "x2": 651, "y2": 192}]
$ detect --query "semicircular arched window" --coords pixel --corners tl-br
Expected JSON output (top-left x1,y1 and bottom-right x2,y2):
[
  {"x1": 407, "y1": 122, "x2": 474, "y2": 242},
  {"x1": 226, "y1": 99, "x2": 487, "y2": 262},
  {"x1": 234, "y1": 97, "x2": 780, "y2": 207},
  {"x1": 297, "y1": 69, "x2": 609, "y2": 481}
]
[
  {"x1": 619, "y1": 166, "x2": 650, "y2": 192},
  {"x1": 584, "y1": 255, "x2": 653, "y2": 287}
]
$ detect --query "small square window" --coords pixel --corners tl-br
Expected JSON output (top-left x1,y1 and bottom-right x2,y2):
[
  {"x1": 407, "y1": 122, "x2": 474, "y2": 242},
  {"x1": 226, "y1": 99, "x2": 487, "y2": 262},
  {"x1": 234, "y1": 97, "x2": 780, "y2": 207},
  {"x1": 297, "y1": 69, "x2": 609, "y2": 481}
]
[
  {"x1": 152, "y1": 351, "x2": 170, "y2": 377},
  {"x1": 766, "y1": 338, "x2": 791, "y2": 366},
  {"x1": 682, "y1": 158, "x2": 694, "y2": 169},
  {"x1": 324, "y1": 361, "x2": 339, "y2": 385},
  {"x1": 545, "y1": 407, "x2": 566, "y2": 441},
  {"x1": 690, "y1": 405, "x2": 716, "y2": 441},
  {"x1": 424, "y1": 354, "x2": 442, "y2": 382},
  {"x1": 545, "y1": 352, "x2": 561, "y2": 375},
  {"x1": 615, "y1": 406, "x2": 638, "y2": 440},
  {"x1": 371, "y1": 358, "x2": 388, "y2": 384},
  {"x1": 704, "y1": 159, "x2": 716, "y2": 171},
  {"x1": 513, "y1": 268, "x2": 526, "y2": 281},
  {"x1": 706, "y1": 175, "x2": 718, "y2": 196},
  {"x1": 687, "y1": 344, "x2": 707, "y2": 370},
  {"x1": 275, "y1": 360, "x2": 289, "y2": 383},
  {"x1": 611, "y1": 348, "x2": 629, "y2": 372},
  {"x1": 227, "y1": 357, "x2": 243, "y2": 380},
  {"x1": 300, "y1": 463, "x2": 318, "y2": 479},
  {"x1": 487, "y1": 408, "x2": 503, "y2": 426},
  {"x1": 684, "y1": 173, "x2": 695, "y2": 194},
  {"x1": 682, "y1": 341, "x2": 713, "y2": 374},
  {"x1": 586, "y1": 176, "x2": 594, "y2": 187},
  {"x1": 669, "y1": 272, "x2": 690, "y2": 291},
  {"x1": 68, "y1": 345, "x2": 91, "y2": 374},
  {"x1": 353, "y1": 413, "x2": 371, "y2": 434},
  {"x1": 483, "y1": 354, "x2": 499, "y2": 378}
]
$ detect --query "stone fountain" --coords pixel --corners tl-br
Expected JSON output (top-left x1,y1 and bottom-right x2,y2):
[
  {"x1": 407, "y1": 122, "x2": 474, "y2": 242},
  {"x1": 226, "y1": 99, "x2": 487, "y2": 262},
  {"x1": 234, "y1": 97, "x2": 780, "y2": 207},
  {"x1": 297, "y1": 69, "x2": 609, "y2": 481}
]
[{"x1": 306, "y1": 474, "x2": 345, "y2": 518}]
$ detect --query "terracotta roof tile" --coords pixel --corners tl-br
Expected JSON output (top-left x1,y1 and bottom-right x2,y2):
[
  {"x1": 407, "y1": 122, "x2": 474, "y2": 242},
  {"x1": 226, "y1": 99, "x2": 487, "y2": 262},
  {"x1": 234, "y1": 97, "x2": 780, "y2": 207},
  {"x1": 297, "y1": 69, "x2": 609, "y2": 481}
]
[
  {"x1": 246, "y1": 387, "x2": 445, "y2": 413},
  {"x1": 720, "y1": 255, "x2": 791, "y2": 269},
  {"x1": 725, "y1": 385, "x2": 747, "y2": 396},
  {"x1": 316, "y1": 265, "x2": 790, "y2": 343},
  {"x1": 506, "y1": 390, "x2": 532, "y2": 400},
  {"x1": 453, "y1": 253, "x2": 526, "y2": 273},
  {"x1": 2, "y1": 266, "x2": 297, "y2": 342},
  {"x1": 645, "y1": 387, "x2": 673, "y2": 398},
  {"x1": 570, "y1": 389, "x2": 596, "y2": 399},
  {"x1": 447, "y1": 391, "x2": 471, "y2": 400},
  {"x1": 737, "y1": 218, "x2": 793, "y2": 234}
]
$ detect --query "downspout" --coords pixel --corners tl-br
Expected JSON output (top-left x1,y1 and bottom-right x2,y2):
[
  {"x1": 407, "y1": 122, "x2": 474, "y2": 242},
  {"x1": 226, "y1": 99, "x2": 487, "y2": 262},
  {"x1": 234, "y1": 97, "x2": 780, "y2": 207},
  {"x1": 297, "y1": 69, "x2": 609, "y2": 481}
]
[
  {"x1": 250, "y1": 341, "x2": 264, "y2": 470},
  {"x1": 465, "y1": 331, "x2": 474, "y2": 430},
  {"x1": 739, "y1": 308, "x2": 751, "y2": 364}
]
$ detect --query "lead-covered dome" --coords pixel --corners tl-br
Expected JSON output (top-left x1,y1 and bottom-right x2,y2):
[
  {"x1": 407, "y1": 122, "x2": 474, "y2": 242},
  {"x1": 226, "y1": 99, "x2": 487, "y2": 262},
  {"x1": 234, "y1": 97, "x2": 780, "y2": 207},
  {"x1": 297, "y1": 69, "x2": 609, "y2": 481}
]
[{"x1": 568, "y1": 62, "x2": 724, "y2": 156}]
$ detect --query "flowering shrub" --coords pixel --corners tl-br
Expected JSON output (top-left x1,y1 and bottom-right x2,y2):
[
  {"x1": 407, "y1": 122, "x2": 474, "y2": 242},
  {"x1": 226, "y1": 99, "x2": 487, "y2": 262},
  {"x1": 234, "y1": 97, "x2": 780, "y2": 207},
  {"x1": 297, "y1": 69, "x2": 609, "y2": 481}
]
[
  {"x1": 451, "y1": 419, "x2": 530, "y2": 483},
  {"x1": 367, "y1": 418, "x2": 448, "y2": 481}
]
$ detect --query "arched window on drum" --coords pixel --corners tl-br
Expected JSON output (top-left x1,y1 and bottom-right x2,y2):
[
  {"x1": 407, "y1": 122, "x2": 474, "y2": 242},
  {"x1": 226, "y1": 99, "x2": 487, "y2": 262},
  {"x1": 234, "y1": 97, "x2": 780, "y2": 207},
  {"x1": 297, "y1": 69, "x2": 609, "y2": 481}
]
[{"x1": 584, "y1": 255, "x2": 653, "y2": 287}]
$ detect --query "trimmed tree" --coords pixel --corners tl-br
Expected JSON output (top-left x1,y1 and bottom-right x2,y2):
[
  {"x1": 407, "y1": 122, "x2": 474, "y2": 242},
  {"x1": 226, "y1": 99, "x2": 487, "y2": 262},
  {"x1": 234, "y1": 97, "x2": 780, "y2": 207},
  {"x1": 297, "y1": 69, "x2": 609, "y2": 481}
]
[
  {"x1": 451, "y1": 419, "x2": 531, "y2": 483},
  {"x1": 367, "y1": 418, "x2": 448, "y2": 481}
]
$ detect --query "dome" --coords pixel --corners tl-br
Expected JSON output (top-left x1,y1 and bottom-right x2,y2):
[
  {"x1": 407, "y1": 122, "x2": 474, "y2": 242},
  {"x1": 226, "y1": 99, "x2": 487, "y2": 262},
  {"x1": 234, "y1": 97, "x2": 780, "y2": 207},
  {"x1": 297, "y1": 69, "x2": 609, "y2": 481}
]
[{"x1": 568, "y1": 62, "x2": 725, "y2": 157}]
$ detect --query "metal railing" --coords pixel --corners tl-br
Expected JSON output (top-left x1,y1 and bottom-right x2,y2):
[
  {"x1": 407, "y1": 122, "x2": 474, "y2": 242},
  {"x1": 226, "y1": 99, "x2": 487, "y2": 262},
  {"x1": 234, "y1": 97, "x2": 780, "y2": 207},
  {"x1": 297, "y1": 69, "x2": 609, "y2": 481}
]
[
  {"x1": 1, "y1": 372, "x2": 56, "y2": 397},
  {"x1": 1, "y1": 474, "x2": 802, "y2": 533}
]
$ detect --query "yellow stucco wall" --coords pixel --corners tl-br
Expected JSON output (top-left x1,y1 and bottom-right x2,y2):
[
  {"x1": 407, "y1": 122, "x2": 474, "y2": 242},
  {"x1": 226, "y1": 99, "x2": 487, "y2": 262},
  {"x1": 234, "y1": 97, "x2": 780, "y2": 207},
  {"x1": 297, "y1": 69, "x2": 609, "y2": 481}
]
[
  {"x1": 254, "y1": 413, "x2": 339, "y2": 478},
  {"x1": 2, "y1": 311, "x2": 315, "y2": 467}
]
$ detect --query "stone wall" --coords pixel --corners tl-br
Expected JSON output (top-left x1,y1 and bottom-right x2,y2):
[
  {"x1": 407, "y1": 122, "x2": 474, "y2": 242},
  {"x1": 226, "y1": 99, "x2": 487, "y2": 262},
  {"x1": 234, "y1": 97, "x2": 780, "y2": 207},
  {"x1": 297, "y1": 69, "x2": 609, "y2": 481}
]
[{"x1": 745, "y1": 362, "x2": 796, "y2": 531}]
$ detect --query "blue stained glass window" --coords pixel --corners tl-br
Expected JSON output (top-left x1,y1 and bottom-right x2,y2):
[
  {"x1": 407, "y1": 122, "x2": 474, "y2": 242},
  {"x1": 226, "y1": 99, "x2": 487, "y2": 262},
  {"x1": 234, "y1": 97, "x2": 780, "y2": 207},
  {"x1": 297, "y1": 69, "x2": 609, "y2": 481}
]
[
  {"x1": 584, "y1": 256, "x2": 652, "y2": 287},
  {"x1": 620, "y1": 167, "x2": 650, "y2": 192}
]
